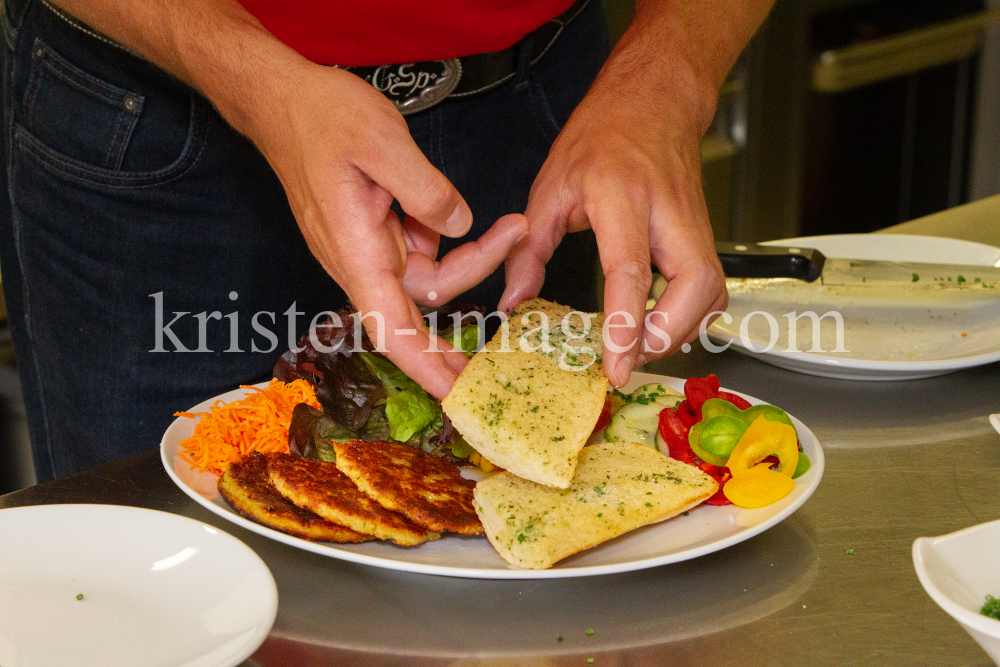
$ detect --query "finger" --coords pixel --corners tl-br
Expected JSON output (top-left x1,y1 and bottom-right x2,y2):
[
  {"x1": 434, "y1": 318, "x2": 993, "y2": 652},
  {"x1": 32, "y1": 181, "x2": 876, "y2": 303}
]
[
  {"x1": 591, "y1": 190, "x2": 653, "y2": 388},
  {"x1": 401, "y1": 214, "x2": 440, "y2": 258},
  {"x1": 360, "y1": 121, "x2": 473, "y2": 238},
  {"x1": 497, "y1": 195, "x2": 567, "y2": 313},
  {"x1": 404, "y1": 214, "x2": 528, "y2": 307},
  {"x1": 350, "y1": 273, "x2": 462, "y2": 400},
  {"x1": 338, "y1": 213, "x2": 465, "y2": 399},
  {"x1": 384, "y1": 210, "x2": 408, "y2": 278},
  {"x1": 641, "y1": 220, "x2": 727, "y2": 360}
]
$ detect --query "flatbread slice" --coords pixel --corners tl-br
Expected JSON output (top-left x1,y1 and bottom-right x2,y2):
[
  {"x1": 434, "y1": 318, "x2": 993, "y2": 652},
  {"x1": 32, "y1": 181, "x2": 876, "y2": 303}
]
[
  {"x1": 267, "y1": 453, "x2": 433, "y2": 547},
  {"x1": 442, "y1": 298, "x2": 607, "y2": 488},
  {"x1": 473, "y1": 442, "x2": 719, "y2": 569},
  {"x1": 217, "y1": 452, "x2": 372, "y2": 543},
  {"x1": 333, "y1": 439, "x2": 483, "y2": 535}
]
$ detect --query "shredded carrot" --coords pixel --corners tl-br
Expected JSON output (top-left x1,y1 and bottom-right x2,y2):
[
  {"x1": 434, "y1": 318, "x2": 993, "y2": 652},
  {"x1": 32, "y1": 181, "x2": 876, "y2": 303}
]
[{"x1": 175, "y1": 378, "x2": 320, "y2": 477}]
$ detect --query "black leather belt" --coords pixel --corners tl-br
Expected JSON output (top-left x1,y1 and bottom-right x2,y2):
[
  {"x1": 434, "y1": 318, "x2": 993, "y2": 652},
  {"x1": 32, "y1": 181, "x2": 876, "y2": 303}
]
[{"x1": 344, "y1": 0, "x2": 589, "y2": 115}]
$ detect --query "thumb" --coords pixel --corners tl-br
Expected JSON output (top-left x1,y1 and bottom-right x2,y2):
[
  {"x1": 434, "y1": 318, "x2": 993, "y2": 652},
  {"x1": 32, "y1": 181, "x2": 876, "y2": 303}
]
[{"x1": 360, "y1": 122, "x2": 473, "y2": 238}]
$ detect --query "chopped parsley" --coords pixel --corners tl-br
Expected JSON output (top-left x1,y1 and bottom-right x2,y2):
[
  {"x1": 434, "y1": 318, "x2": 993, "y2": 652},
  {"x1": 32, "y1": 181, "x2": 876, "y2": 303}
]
[
  {"x1": 982, "y1": 594, "x2": 1000, "y2": 620},
  {"x1": 76, "y1": 593, "x2": 84, "y2": 601},
  {"x1": 585, "y1": 628, "x2": 594, "y2": 637},
  {"x1": 912, "y1": 273, "x2": 919, "y2": 282},
  {"x1": 845, "y1": 548, "x2": 855, "y2": 555}
]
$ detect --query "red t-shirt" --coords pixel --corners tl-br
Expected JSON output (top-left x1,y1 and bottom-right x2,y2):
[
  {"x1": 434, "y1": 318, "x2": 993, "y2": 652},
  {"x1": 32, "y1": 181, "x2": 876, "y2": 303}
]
[{"x1": 238, "y1": 1, "x2": 576, "y2": 66}]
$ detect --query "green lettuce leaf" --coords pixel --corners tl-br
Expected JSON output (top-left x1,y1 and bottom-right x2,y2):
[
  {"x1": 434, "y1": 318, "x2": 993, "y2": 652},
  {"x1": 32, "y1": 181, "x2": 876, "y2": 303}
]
[
  {"x1": 360, "y1": 352, "x2": 442, "y2": 443},
  {"x1": 456, "y1": 323, "x2": 480, "y2": 356}
]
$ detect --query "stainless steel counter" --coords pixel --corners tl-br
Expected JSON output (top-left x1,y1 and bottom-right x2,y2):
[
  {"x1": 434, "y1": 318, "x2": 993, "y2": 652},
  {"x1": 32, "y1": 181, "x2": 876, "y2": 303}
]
[
  {"x1": 2, "y1": 345, "x2": 998, "y2": 667},
  {"x1": 3, "y1": 202, "x2": 1000, "y2": 666}
]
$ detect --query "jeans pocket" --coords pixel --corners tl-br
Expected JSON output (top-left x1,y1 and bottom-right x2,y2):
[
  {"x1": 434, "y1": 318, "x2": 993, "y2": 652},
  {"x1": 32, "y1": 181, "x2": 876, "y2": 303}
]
[
  {"x1": 21, "y1": 37, "x2": 142, "y2": 170},
  {"x1": 12, "y1": 37, "x2": 209, "y2": 189}
]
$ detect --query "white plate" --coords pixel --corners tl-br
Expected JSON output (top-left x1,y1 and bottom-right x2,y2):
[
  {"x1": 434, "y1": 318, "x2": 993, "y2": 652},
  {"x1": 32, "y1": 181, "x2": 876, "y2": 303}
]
[
  {"x1": 709, "y1": 234, "x2": 1000, "y2": 380},
  {"x1": 913, "y1": 520, "x2": 1000, "y2": 665},
  {"x1": 160, "y1": 372, "x2": 824, "y2": 579},
  {"x1": 0, "y1": 504, "x2": 277, "y2": 667}
]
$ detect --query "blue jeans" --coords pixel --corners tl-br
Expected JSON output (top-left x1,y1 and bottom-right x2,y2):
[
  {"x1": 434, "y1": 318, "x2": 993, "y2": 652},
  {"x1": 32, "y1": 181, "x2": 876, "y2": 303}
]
[{"x1": 0, "y1": 0, "x2": 609, "y2": 481}]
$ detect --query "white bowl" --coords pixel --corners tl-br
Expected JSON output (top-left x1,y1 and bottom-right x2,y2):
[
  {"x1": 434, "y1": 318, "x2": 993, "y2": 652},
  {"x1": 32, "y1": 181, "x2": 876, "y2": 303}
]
[
  {"x1": 0, "y1": 504, "x2": 278, "y2": 667},
  {"x1": 913, "y1": 520, "x2": 1000, "y2": 664}
]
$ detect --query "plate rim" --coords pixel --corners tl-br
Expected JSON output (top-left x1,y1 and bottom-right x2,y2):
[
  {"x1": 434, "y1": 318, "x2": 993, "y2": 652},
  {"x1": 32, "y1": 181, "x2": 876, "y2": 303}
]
[
  {"x1": 161, "y1": 371, "x2": 824, "y2": 579},
  {"x1": 0, "y1": 503, "x2": 278, "y2": 667},
  {"x1": 709, "y1": 233, "x2": 1000, "y2": 374}
]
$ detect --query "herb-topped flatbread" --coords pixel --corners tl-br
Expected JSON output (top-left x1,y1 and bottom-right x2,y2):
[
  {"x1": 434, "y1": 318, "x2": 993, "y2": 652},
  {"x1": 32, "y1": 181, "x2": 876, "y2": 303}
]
[
  {"x1": 473, "y1": 441, "x2": 719, "y2": 569},
  {"x1": 442, "y1": 298, "x2": 607, "y2": 488}
]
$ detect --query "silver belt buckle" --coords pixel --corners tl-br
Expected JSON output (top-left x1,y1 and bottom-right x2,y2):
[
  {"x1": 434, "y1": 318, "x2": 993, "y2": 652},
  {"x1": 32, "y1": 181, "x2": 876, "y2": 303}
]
[{"x1": 347, "y1": 59, "x2": 462, "y2": 116}]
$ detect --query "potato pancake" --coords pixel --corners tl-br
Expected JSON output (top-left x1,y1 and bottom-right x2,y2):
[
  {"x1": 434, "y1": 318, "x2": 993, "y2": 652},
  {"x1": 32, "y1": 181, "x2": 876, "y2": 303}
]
[
  {"x1": 267, "y1": 453, "x2": 433, "y2": 546},
  {"x1": 217, "y1": 452, "x2": 372, "y2": 543},
  {"x1": 333, "y1": 439, "x2": 483, "y2": 535}
]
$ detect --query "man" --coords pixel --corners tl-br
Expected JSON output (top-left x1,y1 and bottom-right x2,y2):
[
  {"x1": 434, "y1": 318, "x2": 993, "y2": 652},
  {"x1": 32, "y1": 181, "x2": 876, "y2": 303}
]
[{"x1": 0, "y1": 0, "x2": 772, "y2": 480}]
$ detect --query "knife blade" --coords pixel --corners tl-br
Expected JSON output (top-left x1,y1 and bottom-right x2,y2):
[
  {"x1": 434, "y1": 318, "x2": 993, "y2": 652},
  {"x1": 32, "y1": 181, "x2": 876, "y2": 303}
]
[{"x1": 714, "y1": 241, "x2": 1000, "y2": 291}]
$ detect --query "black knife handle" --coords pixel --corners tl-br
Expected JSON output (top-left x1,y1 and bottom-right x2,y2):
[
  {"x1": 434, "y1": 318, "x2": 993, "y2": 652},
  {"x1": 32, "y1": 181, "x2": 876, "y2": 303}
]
[{"x1": 714, "y1": 241, "x2": 825, "y2": 282}]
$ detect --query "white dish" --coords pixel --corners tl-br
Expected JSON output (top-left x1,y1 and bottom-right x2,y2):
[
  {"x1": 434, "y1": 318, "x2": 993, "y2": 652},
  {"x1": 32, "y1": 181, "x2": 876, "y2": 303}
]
[
  {"x1": 160, "y1": 371, "x2": 824, "y2": 579},
  {"x1": 0, "y1": 504, "x2": 277, "y2": 667},
  {"x1": 913, "y1": 520, "x2": 1000, "y2": 665},
  {"x1": 709, "y1": 234, "x2": 1000, "y2": 380}
]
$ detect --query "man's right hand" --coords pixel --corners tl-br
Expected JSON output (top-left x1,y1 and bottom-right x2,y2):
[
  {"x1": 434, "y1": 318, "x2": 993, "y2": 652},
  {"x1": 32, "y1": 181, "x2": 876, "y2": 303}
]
[
  {"x1": 47, "y1": 0, "x2": 525, "y2": 399},
  {"x1": 245, "y1": 64, "x2": 527, "y2": 399}
]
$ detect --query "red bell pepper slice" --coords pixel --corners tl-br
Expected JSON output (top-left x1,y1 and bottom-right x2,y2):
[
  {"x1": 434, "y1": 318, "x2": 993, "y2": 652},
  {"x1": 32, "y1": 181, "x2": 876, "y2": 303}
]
[
  {"x1": 683, "y1": 374, "x2": 721, "y2": 420},
  {"x1": 718, "y1": 391, "x2": 752, "y2": 411},
  {"x1": 593, "y1": 395, "x2": 613, "y2": 433},
  {"x1": 675, "y1": 400, "x2": 699, "y2": 427},
  {"x1": 658, "y1": 404, "x2": 733, "y2": 505},
  {"x1": 658, "y1": 407, "x2": 698, "y2": 467}
]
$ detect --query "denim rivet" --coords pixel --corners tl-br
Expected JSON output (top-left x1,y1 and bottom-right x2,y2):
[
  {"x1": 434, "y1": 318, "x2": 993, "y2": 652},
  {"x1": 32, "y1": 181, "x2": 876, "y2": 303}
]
[
  {"x1": 34, "y1": 47, "x2": 44, "y2": 59},
  {"x1": 124, "y1": 96, "x2": 138, "y2": 112}
]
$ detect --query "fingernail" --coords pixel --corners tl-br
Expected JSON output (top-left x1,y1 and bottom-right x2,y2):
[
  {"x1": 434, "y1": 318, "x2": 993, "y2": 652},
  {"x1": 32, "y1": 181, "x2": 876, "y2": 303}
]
[
  {"x1": 613, "y1": 356, "x2": 634, "y2": 386},
  {"x1": 445, "y1": 202, "x2": 472, "y2": 236}
]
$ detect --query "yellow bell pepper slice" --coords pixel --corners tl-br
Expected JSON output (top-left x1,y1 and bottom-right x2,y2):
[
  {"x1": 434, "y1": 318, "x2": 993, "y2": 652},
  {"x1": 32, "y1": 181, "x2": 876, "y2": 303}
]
[
  {"x1": 727, "y1": 415, "x2": 798, "y2": 478},
  {"x1": 723, "y1": 462, "x2": 795, "y2": 508}
]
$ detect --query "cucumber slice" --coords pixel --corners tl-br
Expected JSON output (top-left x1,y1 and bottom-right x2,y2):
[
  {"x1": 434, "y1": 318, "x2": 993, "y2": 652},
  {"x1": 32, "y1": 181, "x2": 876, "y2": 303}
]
[
  {"x1": 627, "y1": 383, "x2": 683, "y2": 406},
  {"x1": 604, "y1": 395, "x2": 679, "y2": 448}
]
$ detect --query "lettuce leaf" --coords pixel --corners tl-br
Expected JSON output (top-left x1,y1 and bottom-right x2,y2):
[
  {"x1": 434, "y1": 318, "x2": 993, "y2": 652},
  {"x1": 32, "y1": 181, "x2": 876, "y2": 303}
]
[{"x1": 360, "y1": 352, "x2": 442, "y2": 443}]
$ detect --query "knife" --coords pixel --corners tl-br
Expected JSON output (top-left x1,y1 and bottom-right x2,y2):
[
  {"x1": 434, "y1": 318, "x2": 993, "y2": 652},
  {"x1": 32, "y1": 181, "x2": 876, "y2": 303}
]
[{"x1": 714, "y1": 241, "x2": 1000, "y2": 290}]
